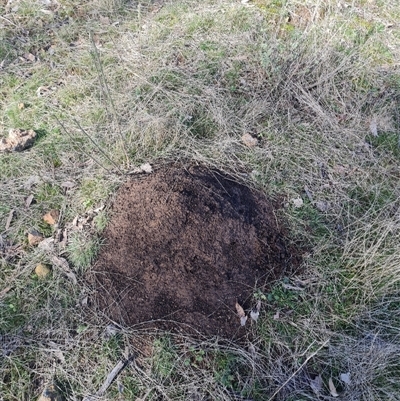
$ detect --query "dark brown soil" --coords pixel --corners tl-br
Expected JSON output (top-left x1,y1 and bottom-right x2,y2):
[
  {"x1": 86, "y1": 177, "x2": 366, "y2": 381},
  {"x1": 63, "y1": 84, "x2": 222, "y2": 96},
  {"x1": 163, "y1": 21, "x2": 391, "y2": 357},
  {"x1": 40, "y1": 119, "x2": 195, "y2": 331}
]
[{"x1": 89, "y1": 165, "x2": 300, "y2": 338}]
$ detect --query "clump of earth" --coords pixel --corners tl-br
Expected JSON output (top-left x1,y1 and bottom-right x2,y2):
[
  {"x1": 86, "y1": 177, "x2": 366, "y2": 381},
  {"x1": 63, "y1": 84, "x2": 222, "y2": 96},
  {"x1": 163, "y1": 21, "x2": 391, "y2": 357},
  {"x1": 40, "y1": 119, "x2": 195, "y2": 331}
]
[{"x1": 90, "y1": 165, "x2": 300, "y2": 338}]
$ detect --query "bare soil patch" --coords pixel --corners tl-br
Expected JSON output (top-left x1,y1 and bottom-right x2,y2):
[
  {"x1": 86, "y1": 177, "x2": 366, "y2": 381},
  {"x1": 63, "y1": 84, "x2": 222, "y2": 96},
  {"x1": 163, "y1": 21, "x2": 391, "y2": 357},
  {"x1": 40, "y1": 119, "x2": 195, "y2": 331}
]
[{"x1": 90, "y1": 165, "x2": 300, "y2": 338}]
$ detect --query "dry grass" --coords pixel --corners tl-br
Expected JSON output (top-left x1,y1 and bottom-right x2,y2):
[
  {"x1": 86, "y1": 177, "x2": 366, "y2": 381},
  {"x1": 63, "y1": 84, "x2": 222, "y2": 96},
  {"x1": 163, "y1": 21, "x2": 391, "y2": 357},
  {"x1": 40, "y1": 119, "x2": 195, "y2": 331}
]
[{"x1": 1, "y1": 0, "x2": 400, "y2": 399}]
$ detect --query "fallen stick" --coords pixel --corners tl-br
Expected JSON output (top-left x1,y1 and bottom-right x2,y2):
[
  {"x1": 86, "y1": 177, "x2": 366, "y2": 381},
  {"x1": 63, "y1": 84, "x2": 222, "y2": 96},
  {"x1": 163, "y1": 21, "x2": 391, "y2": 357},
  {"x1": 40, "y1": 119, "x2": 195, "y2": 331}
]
[{"x1": 82, "y1": 358, "x2": 130, "y2": 401}]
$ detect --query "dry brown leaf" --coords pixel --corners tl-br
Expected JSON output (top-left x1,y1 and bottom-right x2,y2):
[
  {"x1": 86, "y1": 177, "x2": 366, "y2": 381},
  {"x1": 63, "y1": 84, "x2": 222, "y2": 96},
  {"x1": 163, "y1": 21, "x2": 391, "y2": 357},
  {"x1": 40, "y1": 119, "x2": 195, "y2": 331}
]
[
  {"x1": 28, "y1": 230, "x2": 44, "y2": 246},
  {"x1": 51, "y1": 256, "x2": 77, "y2": 284},
  {"x1": 282, "y1": 283, "x2": 304, "y2": 291},
  {"x1": 24, "y1": 52, "x2": 35, "y2": 62},
  {"x1": 60, "y1": 228, "x2": 68, "y2": 248},
  {"x1": 334, "y1": 164, "x2": 347, "y2": 175},
  {"x1": 99, "y1": 16, "x2": 110, "y2": 25},
  {"x1": 304, "y1": 186, "x2": 314, "y2": 202},
  {"x1": 248, "y1": 343, "x2": 256, "y2": 357},
  {"x1": 61, "y1": 181, "x2": 76, "y2": 189},
  {"x1": 43, "y1": 209, "x2": 59, "y2": 225},
  {"x1": 291, "y1": 197, "x2": 303, "y2": 208},
  {"x1": 241, "y1": 133, "x2": 258, "y2": 148},
  {"x1": 235, "y1": 301, "x2": 247, "y2": 326},
  {"x1": 250, "y1": 300, "x2": 261, "y2": 322},
  {"x1": 35, "y1": 263, "x2": 51, "y2": 278},
  {"x1": 5, "y1": 209, "x2": 14, "y2": 230},
  {"x1": 340, "y1": 372, "x2": 351, "y2": 384},
  {"x1": 24, "y1": 175, "x2": 41, "y2": 190},
  {"x1": 38, "y1": 237, "x2": 55, "y2": 252},
  {"x1": 315, "y1": 200, "x2": 329, "y2": 212},
  {"x1": 310, "y1": 374, "x2": 322, "y2": 394},
  {"x1": 36, "y1": 86, "x2": 51, "y2": 97},
  {"x1": 369, "y1": 118, "x2": 378, "y2": 137},
  {"x1": 329, "y1": 377, "x2": 339, "y2": 397},
  {"x1": 25, "y1": 194, "x2": 34, "y2": 207},
  {"x1": 140, "y1": 163, "x2": 153, "y2": 173}
]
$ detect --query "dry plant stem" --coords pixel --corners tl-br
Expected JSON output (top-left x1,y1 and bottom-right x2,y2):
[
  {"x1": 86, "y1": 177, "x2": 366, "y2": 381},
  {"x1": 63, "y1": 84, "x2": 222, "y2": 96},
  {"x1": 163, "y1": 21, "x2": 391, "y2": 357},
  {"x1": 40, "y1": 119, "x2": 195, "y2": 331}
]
[
  {"x1": 267, "y1": 340, "x2": 329, "y2": 401},
  {"x1": 82, "y1": 358, "x2": 129, "y2": 401},
  {"x1": 55, "y1": 116, "x2": 112, "y2": 173},
  {"x1": 90, "y1": 33, "x2": 129, "y2": 167},
  {"x1": 73, "y1": 118, "x2": 123, "y2": 174}
]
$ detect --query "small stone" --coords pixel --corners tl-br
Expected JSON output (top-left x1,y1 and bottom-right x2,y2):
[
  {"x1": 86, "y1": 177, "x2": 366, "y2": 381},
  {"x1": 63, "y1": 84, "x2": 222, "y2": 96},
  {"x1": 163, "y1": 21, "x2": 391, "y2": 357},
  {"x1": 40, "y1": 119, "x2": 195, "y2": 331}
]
[
  {"x1": 241, "y1": 133, "x2": 258, "y2": 147},
  {"x1": 43, "y1": 210, "x2": 59, "y2": 225},
  {"x1": 35, "y1": 263, "x2": 51, "y2": 278},
  {"x1": 28, "y1": 230, "x2": 44, "y2": 246}
]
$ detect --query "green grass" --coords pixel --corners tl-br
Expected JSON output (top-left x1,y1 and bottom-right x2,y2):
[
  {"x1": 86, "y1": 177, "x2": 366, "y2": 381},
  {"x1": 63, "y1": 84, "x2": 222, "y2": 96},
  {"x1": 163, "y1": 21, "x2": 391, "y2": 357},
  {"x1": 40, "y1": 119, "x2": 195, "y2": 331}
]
[{"x1": 1, "y1": 0, "x2": 400, "y2": 400}]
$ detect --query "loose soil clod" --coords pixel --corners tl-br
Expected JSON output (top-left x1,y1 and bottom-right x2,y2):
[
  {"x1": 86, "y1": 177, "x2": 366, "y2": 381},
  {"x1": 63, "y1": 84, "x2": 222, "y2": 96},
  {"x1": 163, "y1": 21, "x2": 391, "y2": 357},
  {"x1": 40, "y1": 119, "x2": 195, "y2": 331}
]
[{"x1": 90, "y1": 165, "x2": 300, "y2": 337}]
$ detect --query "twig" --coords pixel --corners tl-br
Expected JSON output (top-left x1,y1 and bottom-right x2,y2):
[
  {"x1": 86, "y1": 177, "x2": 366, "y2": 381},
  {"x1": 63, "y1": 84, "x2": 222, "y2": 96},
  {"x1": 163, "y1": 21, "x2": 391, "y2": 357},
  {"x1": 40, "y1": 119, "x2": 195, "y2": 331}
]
[
  {"x1": 73, "y1": 118, "x2": 123, "y2": 174},
  {"x1": 5, "y1": 209, "x2": 14, "y2": 231},
  {"x1": 267, "y1": 340, "x2": 329, "y2": 401},
  {"x1": 90, "y1": 33, "x2": 129, "y2": 167},
  {"x1": 82, "y1": 358, "x2": 131, "y2": 401},
  {"x1": 0, "y1": 15, "x2": 17, "y2": 27},
  {"x1": 55, "y1": 116, "x2": 113, "y2": 173}
]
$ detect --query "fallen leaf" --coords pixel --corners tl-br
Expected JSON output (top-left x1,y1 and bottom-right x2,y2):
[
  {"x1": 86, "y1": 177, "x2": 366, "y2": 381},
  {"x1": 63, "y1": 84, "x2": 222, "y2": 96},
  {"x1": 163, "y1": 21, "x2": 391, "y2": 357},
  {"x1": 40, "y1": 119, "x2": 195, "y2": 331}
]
[
  {"x1": 241, "y1": 133, "x2": 258, "y2": 147},
  {"x1": 248, "y1": 343, "x2": 256, "y2": 357},
  {"x1": 304, "y1": 186, "x2": 314, "y2": 202},
  {"x1": 369, "y1": 118, "x2": 378, "y2": 137},
  {"x1": 282, "y1": 283, "x2": 304, "y2": 291},
  {"x1": 329, "y1": 377, "x2": 339, "y2": 397},
  {"x1": 61, "y1": 181, "x2": 76, "y2": 189},
  {"x1": 0, "y1": 129, "x2": 37, "y2": 152},
  {"x1": 38, "y1": 237, "x2": 55, "y2": 252},
  {"x1": 23, "y1": 52, "x2": 36, "y2": 62},
  {"x1": 103, "y1": 324, "x2": 121, "y2": 338},
  {"x1": 43, "y1": 209, "x2": 59, "y2": 225},
  {"x1": 5, "y1": 209, "x2": 15, "y2": 230},
  {"x1": 25, "y1": 194, "x2": 34, "y2": 207},
  {"x1": 24, "y1": 175, "x2": 41, "y2": 190},
  {"x1": 35, "y1": 263, "x2": 51, "y2": 278},
  {"x1": 60, "y1": 229, "x2": 68, "y2": 248},
  {"x1": 72, "y1": 215, "x2": 79, "y2": 226},
  {"x1": 334, "y1": 164, "x2": 347, "y2": 175},
  {"x1": 310, "y1": 374, "x2": 322, "y2": 394},
  {"x1": 40, "y1": 8, "x2": 54, "y2": 15},
  {"x1": 36, "y1": 86, "x2": 51, "y2": 97},
  {"x1": 315, "y1": 200, "x2": 329, "y2": 212},
  {"x1": 51, "y1": 256, "x2": 77, "y2": 284},
  {"x1": 340, "y1": 372, "x2": 351, "y2": 384},
  {"x1": 99, "y1": 16, "x2": 110, "y2": 25},
  {"x1": 28, "y1": 230, "x2": 44, "y2": 246},
  {"x1": 291, "y1": 197, "x2": 303, "y2": 208},
  {"x1": 50, "y1": 347, "x2": 66, "y2": 363},
  {"x1": 273, "y1": 311, "x2": 280, "y2": 320},
  {"x1": 140, "y1": 163, "x2": 153, "y2": 173},
  {"x1": 250, "y1": 300, "x2": 261, "y2": 322},
  {"x1": 235, "y1": 301, "x2": 247, "y2": 326}
]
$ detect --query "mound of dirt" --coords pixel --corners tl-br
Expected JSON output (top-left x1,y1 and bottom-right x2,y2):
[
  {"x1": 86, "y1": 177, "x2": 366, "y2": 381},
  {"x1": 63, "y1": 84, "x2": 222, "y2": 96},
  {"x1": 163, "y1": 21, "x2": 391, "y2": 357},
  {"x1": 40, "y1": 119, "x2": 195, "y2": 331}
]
[{"x1": 90, "y1": 165, "x2": 299, "y2": 338}]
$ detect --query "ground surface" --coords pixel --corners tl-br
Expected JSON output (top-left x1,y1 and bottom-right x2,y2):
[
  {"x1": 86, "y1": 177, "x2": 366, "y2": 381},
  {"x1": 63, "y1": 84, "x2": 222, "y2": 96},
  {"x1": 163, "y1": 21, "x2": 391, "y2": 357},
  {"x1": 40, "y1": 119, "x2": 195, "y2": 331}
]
[
  {"x1": 91, "y1": 165, "x2": 298, "y2": 337},
  {"x1": 1, "y1": 0, "x2": 400, "y2": 399}
]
